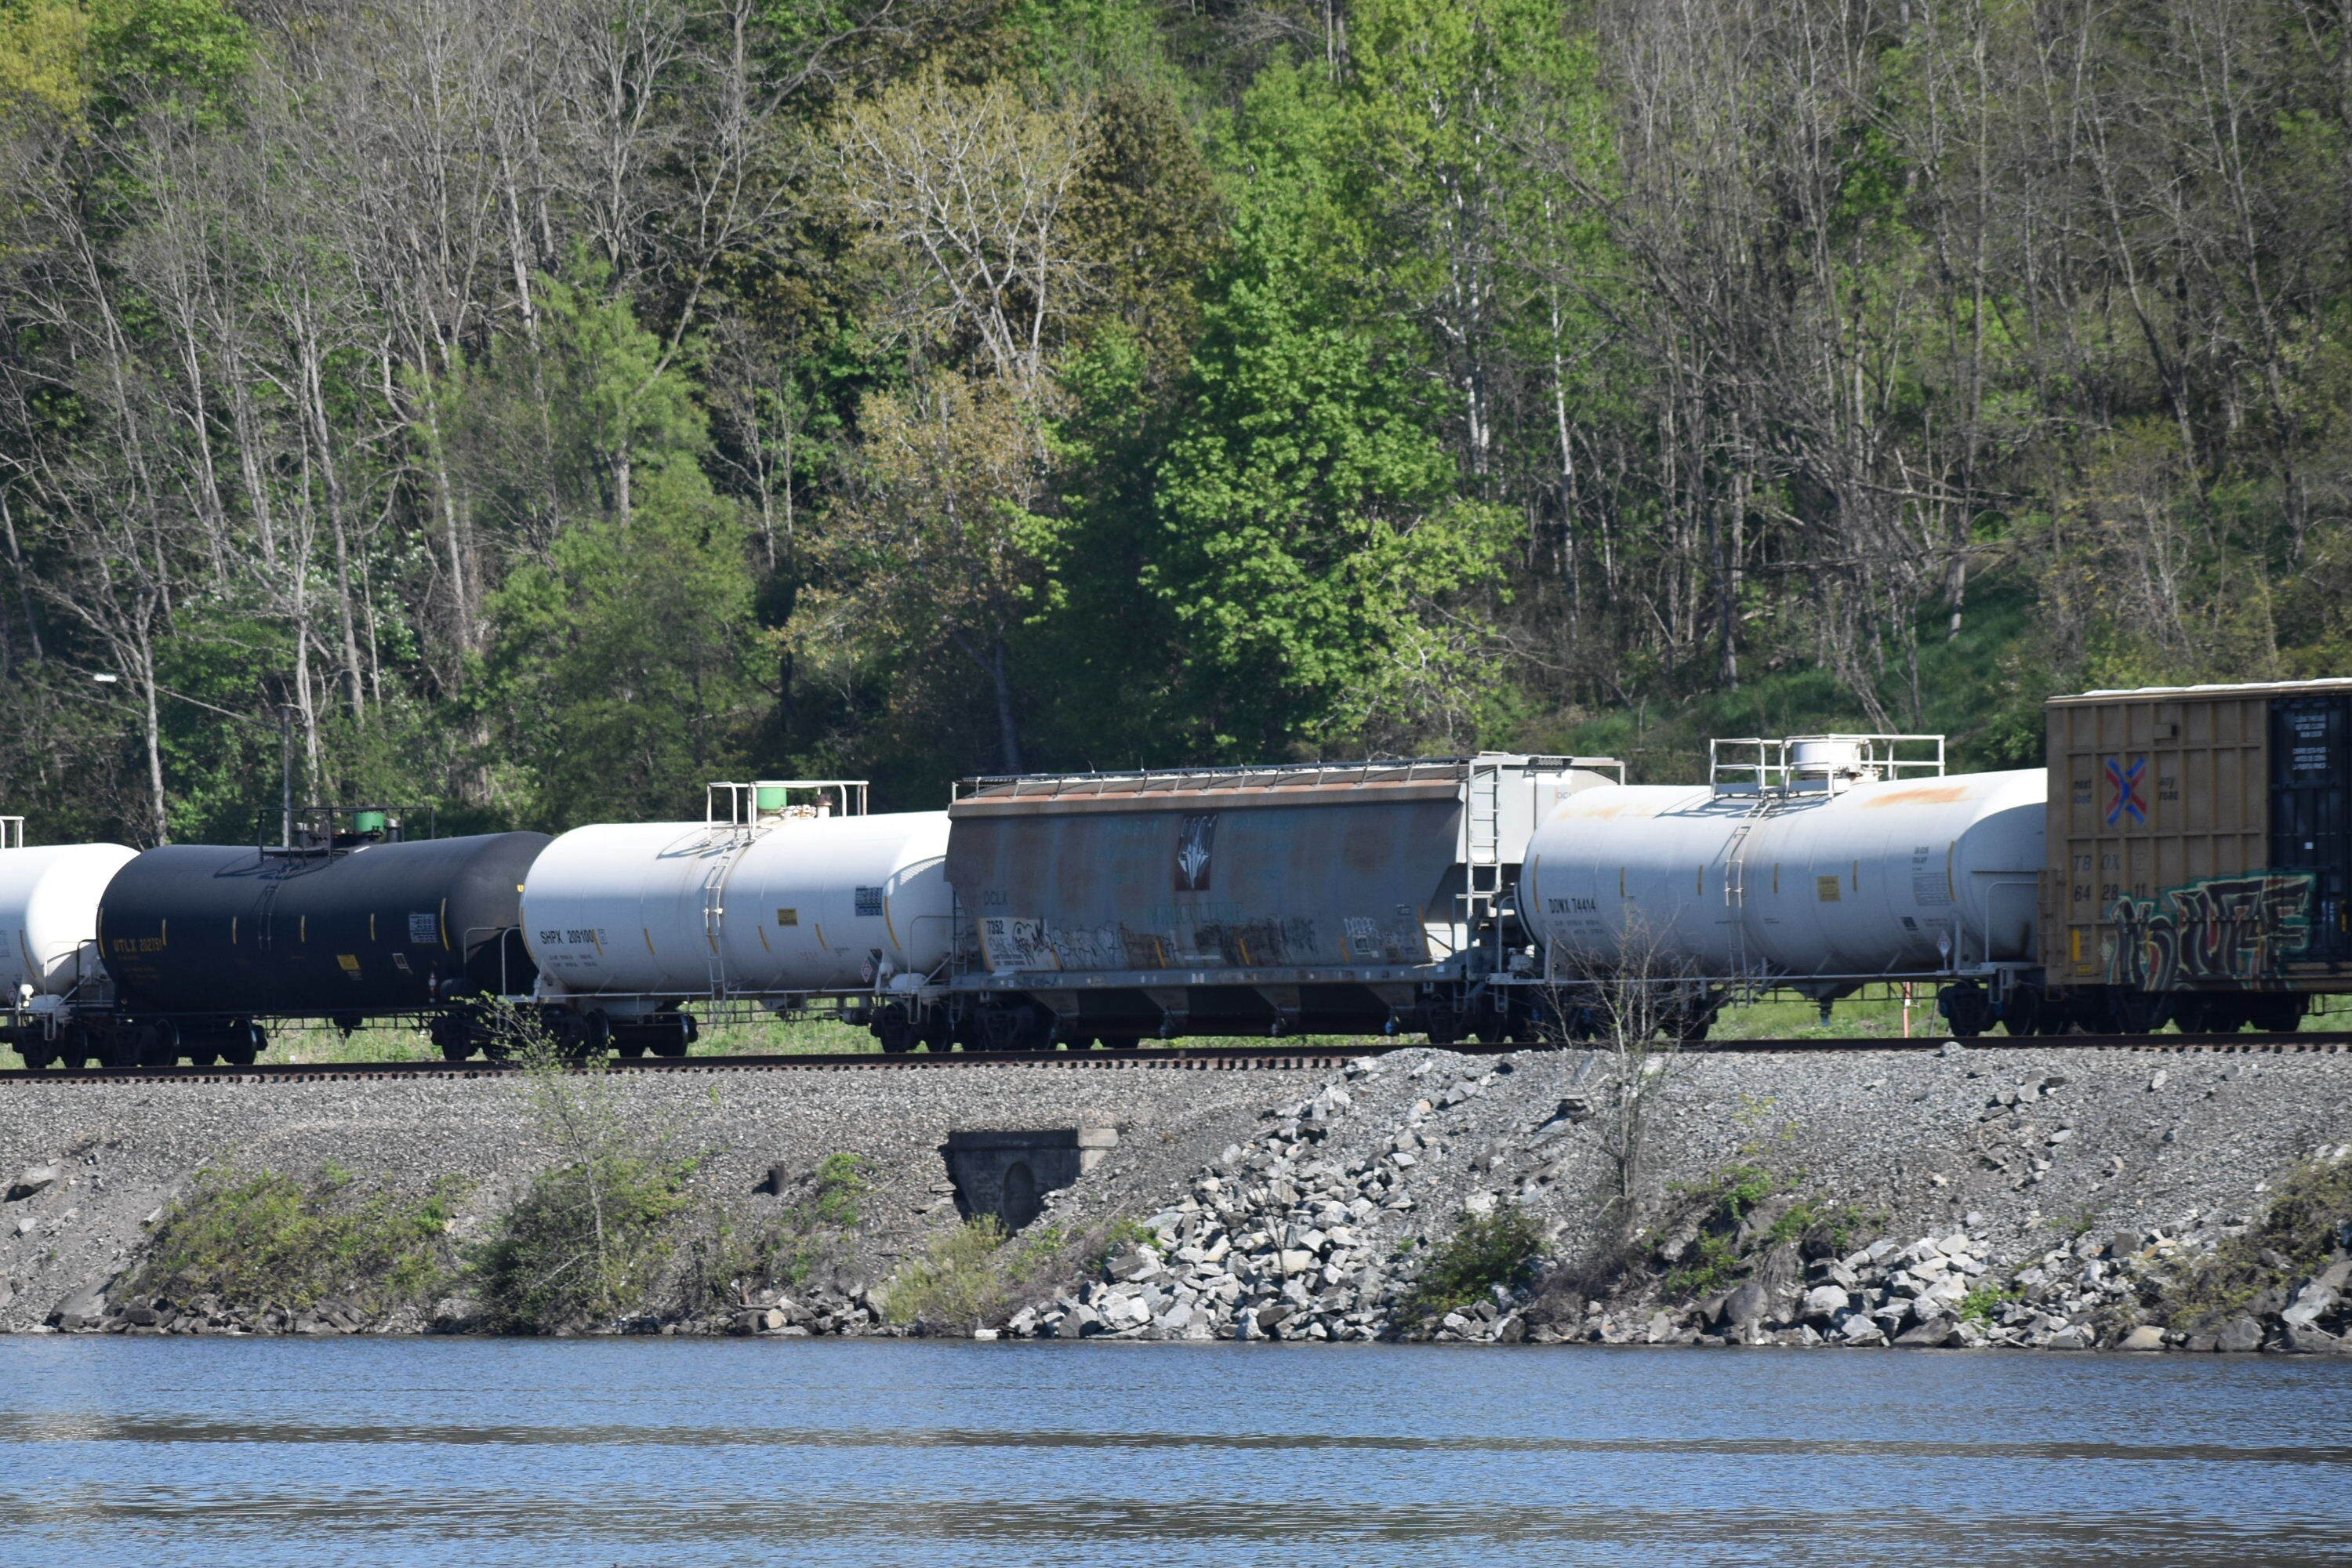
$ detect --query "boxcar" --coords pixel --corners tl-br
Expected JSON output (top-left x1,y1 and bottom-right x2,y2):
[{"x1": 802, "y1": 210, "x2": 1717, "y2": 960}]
[{"x1": 2040, "y1": 679, "x2": 2352, "y2": 1031}]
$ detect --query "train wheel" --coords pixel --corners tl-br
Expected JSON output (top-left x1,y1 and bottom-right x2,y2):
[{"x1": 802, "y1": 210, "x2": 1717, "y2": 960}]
[
  {"x1": 2246, "y1": 993, "x2": 2305, "y2": 1033},
  {"x1": 873, "y1": 1004, "x2": 916, "y2": 1054},
  {"x1": 132, "y1": 1021, "x2": 180, "y2": 1067},
  {"x1": 440, "y1": 1037, "x2": 475, "y2": 1062},
  {"x1": 16, "y1": 1040, "x2": 50, "y2": 1070},
  {"x1": 222, "y1": 1025, "x2": 263, "y2": 1067},
  {"x1": 1937, "y1": 982, "x2": 1993, "y2": 1039},
  {"x1": 2109, "y1": 989, "x2": 2168, "y2": 1035},
  {"x1": 2200, "y1": 997, "x2": 2249, "y2": 1032},
  {"x1": 2170, "y1": 995, "x2": 2211, "y2": 1033}
]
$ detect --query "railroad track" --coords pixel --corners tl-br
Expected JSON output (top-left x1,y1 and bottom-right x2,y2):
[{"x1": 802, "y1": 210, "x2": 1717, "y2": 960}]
[{"x1": 4, "y1": 1030, "x2": 2351, "y2": 1085}]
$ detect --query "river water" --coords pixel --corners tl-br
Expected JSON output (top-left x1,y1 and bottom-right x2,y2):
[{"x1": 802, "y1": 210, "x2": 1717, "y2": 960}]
[{"x1": 0, "y1": 1337, "x2": 2344, "y2": 1566}]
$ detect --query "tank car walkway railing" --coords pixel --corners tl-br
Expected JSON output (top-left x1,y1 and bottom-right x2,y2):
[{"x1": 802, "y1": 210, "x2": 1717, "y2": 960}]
[{"x1": 1710, "y1": 735, "x2": 1947, "y2": 797}]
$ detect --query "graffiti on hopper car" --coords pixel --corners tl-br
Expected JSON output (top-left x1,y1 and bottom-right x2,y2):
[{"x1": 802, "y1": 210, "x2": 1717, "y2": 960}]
[{"x1": 2106, "y1": 870, "x2": 2314, "y2": 991}]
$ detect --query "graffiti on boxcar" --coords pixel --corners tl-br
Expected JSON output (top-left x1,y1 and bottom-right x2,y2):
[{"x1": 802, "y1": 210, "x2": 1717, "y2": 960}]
[{"x1": 2105, "y1": 870, "x2": 2314, "y2": 990}]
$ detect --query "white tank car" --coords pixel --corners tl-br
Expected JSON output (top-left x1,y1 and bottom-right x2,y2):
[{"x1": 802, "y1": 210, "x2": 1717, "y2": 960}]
[
  {"x1": 1523, "y1": 764, "x2": 2046, "y2": 979},
  {"x1": 0, "y1": 841, "x2": 139, "y2": 1000},
  {"x1": 522, "y1": 808, "x2": 950, "y2": 1013}
]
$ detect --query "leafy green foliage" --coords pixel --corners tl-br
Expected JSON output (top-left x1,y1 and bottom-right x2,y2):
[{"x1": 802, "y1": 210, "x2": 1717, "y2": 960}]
[
  {"x1": 126, "y1": 1165, "x2": 464, "y2": 1316},
  {"x1": 1152, "y1": 82, "x2": 1509, "y2": 754},
  {"x1": 466, "y1": 270, "x2": 757, "y2": 824},
  {"x1": 12, "y1": 0, "x2": 2352, "y2": 840},
  {"x1": 2152, "y1": 1156, "x2": 2352, "y2": 1330},
  {"x1": 1959, "y1": 1282, "x2": 2022, "y2": 1325},
  {"x1": 1399, "y1": 1204, "x2": 1545, "y2": 1322},
  {"x1": 1653, "y1": 1164, "x2": 1874, "y2": 1298},
  {"x1": 879, "y1": 1215, "x2": 1071, "y2": 1330},
  {"x1": 471, "y1": 1152, "x2": 697, "y2": 1333},
  {"x1": 724, "y1": 1152, "x2": 874, "y2": 1294}
]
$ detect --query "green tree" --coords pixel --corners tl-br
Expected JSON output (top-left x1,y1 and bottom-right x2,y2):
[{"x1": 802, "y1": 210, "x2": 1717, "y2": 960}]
[
  {"x1": 1150, "y1": 62, "x2": 1508, "y2": 758},
  {"x1": 796, "y1": 369, "x2": 1053, "y2": 772},
  {"x1": 469, "y1": 274, "x2": 757, "y2": 824}
]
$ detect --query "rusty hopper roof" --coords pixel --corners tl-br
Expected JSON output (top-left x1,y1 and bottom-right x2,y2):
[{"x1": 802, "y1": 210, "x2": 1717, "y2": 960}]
[
  {"x1": 949, "y1": 754, "x2": 1611, "y2": 818},
  {"x1": 2053, "y1": 678, "x2": 2352, "y2": 703}
]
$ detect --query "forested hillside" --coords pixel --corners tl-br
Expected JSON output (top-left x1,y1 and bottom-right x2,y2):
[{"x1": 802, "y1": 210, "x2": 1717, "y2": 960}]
[{"x1": 0, "y1": 0, "x2": 2344, "y2": 840}]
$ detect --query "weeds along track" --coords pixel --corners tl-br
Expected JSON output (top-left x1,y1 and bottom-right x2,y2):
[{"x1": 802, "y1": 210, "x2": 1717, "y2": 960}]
[{"x1": 5, "y1": 1032, "x2": 2352, "y2": 1086}]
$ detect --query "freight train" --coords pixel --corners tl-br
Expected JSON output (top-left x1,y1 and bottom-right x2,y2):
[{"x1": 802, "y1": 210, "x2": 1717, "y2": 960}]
[{"x1": 3, "y1": 679, "x2": 2345, "y2": 1065}]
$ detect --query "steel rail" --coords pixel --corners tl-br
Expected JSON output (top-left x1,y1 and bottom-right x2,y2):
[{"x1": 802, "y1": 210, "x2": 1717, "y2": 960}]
[{"x1": 3, "y1": 1030, "x2": 2350, "y2": 1085}]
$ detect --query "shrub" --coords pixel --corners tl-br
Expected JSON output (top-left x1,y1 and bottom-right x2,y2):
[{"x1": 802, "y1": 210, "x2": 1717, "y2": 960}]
[
  {"x1": 1652, "y1": 1165, "x2": 1878, "y2": 1298},
  {"x1": 1959, "y1": 1282, "x2": 2021, "y2": 1324},
  {"x1": 2154, "y1": 1155, "x2": 2352, "y2": 1330},
  {"x1": 471, "y1": 1152, "x2": 697, "y2": 1332},
  {"x1": 1400, "y1": 1205, "x2": 1546, "y2": 1323},
  {"x1": 720, "y1": 1152, "x2": 875, "y2": 1301},
  {"x1": 879, "y1": 1217, "x2": 1070, "y2": 1330},
  {"x1": 126, "y1": 1165, "x2": 464, "y2": 1316},
  {"x1": 471, "y1": 1014, "x2": 704, "y2": 1331}
]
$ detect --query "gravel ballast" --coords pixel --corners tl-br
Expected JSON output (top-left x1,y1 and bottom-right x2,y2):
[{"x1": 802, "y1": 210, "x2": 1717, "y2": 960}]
[{"x1": 2, "y1": 1043, "x2": 2347, "y2": 1349}]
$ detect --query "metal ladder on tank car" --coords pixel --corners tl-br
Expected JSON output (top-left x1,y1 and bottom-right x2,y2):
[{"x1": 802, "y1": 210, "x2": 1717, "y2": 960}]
[
  {"x1": 1456, "y1": 759, "x2": 1505, "y2": 964},
  {"x1": 699, "y1": 821, "x2": 754, "y2": 1001},
  {"x1": 1717, "y1": 792, "x2": 1785, "y2": 983}
]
